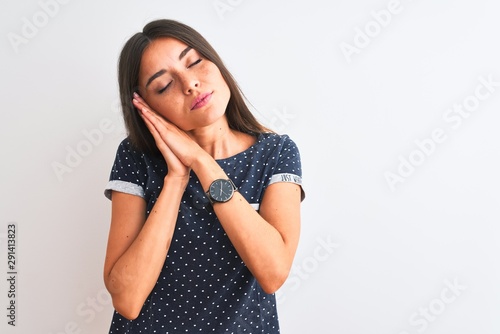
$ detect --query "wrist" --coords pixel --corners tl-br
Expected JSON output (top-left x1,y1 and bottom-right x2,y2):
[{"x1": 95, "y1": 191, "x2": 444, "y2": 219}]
[
  {"x1": 164, "y1": 173, "x2": 189, "y2": 189},
  {"x1": 191, "y1": 152, "x2": 220, "y2": 176},
  {"x1": 190, "y1": 153, "x2": 227, "y2": 191}
]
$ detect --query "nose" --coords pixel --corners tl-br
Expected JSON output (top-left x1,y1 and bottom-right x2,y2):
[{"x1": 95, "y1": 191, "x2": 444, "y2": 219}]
[{"x1": 181, "y1": 73, "x2": 200, "y2": 94}]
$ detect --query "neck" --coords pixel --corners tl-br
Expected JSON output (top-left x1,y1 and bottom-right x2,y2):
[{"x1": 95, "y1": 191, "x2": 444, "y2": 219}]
[{"x1": 187, "y1": 117, "x2": 251, "y2": 160}]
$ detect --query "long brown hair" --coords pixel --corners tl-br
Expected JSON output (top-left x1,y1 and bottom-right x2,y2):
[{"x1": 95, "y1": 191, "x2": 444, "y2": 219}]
[{"x1": 118, "y1": 19, "x2": 269, "y2": 155}]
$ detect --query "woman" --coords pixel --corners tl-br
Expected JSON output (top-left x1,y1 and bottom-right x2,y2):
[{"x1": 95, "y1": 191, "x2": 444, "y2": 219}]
[{"x1": 103, "y1": 19, "x2": 304, "y2": 333}]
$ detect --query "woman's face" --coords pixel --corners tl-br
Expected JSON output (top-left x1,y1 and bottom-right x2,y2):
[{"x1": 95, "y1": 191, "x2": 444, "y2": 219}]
[{"x1": 138, "y1": 37, "x2": 231, "y2": 131}]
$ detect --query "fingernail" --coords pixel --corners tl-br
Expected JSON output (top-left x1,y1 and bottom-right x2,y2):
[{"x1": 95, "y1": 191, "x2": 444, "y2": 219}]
[{"x1": 133, "y1": 92, "x2": 139, "y2": 98}]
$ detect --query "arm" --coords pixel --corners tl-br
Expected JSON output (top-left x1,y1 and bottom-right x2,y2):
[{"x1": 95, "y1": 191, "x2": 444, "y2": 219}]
[
  {"x1": 103, "y1": 97, "x2": 194, "y2": 319},
  {"x1": 103, "y1": 107, "x2": 191, "y2": 320},
  {"x1": 134, "y1": 98, "x2": 302, "y2": 294},
  {"x1": 191, "y1": 154, "x2": 302, "y2": 294},
  {"x1": 103, "y1": 175, "x2": 186, "y2": 320}
]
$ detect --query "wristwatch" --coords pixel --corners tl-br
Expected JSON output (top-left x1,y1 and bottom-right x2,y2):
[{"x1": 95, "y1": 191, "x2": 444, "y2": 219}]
[{"x1": 206, "y1": 178, "x2": 237, "y2": 204}]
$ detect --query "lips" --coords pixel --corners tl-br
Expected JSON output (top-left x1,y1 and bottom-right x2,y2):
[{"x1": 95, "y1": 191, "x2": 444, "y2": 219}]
[{"x1": 191, "y1": 92, "x2": 213, "y2": 110}]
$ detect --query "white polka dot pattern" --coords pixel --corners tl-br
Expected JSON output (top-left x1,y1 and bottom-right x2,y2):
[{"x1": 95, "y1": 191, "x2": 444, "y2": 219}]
[{"x1": 104, "y1": 133, "x2": 303, "y2": 333}]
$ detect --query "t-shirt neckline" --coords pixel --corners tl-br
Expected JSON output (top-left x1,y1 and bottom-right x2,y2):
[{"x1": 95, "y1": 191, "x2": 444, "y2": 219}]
[{"x1": 215, "y1": 132, "x2": 267, "y2": 163}]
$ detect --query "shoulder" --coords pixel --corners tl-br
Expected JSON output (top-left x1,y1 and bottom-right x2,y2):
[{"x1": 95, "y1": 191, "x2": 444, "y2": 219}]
[
  {"x1": 116, "y1": 137, "x2": 137, "y2": 153},
  {"x1": 257, "y1": 132, "x2": 301, "y2": 158},
  {"x1": 113, "y1": 137, "x2": 150, "y2": 161},
  {"x1": 110, "y1": 137, "x2": 156, "y2": 173},
  {"x1": 257, "y1": 132, "x2": 299, "y2": 149},
  {"x1": 250, "y1": 132, "x2": 302, "y2": 175}
]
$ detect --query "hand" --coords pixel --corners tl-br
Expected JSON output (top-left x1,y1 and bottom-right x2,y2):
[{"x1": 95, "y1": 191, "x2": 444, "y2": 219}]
[{"x1": 133, "y1": 94, "x2": 192, "y2": 180}]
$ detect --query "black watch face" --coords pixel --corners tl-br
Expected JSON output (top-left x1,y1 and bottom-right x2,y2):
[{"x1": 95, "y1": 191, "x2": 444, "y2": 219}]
[{"x1": 209, "y1": 179, "x2": 234, "y2": 202}]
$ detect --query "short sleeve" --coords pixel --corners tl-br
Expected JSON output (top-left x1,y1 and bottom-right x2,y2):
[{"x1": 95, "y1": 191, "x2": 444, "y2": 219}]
[
  {"x1": 269, "y1": 135, "x2": 305, "y2": 200},
  {"x1": 104, "y1": 139, "x2": 147, "y2": 200}
]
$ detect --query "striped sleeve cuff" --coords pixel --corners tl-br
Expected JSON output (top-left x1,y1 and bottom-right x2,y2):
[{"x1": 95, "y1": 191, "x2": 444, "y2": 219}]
[
  {"x1": 104, "y1": 180, "x2": 145, "y2": 200},
  {"x1": 269, "y1": 173, "x2": 305, "y2": 201},
  {"x1": 269, "y1": 173, "x2": 302, "y2": 186}
]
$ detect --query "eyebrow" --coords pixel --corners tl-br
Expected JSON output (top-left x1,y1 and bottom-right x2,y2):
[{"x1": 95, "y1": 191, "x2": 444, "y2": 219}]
[
  {"x1": 145, "y1": 69, "x2": 166, "y2": 88},
  {"x1": 179, "y1": 46, "x2": 192, "y2": 60},
  {"x1": 145, "y1": 46, "x2": 193, "y2": 88}
]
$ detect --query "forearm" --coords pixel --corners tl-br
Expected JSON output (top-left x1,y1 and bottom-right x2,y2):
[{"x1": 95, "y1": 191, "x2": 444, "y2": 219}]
[
  {"x1": 106, "y1": 176, "x2": 186, "y2": 318},
  {"x1": 191, "y1": 153, "x2": 298, "y2": 293},
  {"x1": 216, "y1": 192, "x2": 293, "y2": 292}
]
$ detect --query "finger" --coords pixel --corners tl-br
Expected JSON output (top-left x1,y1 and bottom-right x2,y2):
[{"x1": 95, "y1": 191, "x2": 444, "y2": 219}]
[
  {"x1": 139, "y1": 111, "x2": 186, "y2": 170},
  {"x1": 139, "y1": 108, "x2": 165, "y2": 133},
  {"x1": 139, "y1": 109, "x2": 162, "y2": 134},
  {"x1": 140, "y1": 109, "x2": 176, "y2": 151},
  {"x1": 132, "y1": 96, "x2": 157, "y2": 117},
  {"x1": 140, "y1": 111, "x2": 170, "y2": 150},
  {"x1": 132, "y1": 92, "x2": 148, "y2": 107},
  {"x1": 132, "y1": 98, "x2": 149, "y2": 114},
  {"x1": 138, "y1": 110, "x2": 158, "y2": 137}
]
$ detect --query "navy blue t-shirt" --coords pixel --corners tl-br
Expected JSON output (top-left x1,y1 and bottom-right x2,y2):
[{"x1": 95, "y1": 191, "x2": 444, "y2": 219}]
[{"x1": 104, "y1": 132, "x2": 304, "y2": 334}]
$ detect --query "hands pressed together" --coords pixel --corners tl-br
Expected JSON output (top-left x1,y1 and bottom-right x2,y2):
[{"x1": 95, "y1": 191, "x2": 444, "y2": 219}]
[{"x1": 133, "y1": 93, "x2": 202, "y2": 181}]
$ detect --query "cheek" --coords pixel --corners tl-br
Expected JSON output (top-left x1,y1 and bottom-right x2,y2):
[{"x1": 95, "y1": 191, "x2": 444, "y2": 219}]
[
  {"x1": 144, "y1": 96, "x2": 178, "y2": 121},
  {"x1": 211, "y1": 69, "x2": 230, "y2": 99},
  {"x1": 204, "y1": 62, "x2": 225, "y2": 85},
  {"x1": 146, "y1": 95, "x2": 167, "y2": 113}
]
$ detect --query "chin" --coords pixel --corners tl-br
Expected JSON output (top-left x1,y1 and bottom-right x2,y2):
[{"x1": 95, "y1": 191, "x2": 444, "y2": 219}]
[{"x1": 191, "y1": 108, "x2": 227, "y2": 130}]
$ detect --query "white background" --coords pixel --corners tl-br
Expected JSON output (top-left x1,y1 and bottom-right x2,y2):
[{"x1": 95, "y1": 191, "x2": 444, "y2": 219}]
[{"x1": 1, "y1": 0, "x2": 499, "y2": 333}]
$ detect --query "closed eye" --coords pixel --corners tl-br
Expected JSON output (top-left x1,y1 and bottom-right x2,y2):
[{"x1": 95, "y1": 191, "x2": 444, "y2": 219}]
[
  {"x1": 188, "y1": 59, "x2": 202, "y2": 68},
  {"x1": 158, "y1": 81, "x2": 172, "y2": 94}
]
